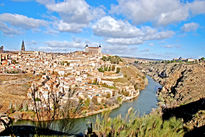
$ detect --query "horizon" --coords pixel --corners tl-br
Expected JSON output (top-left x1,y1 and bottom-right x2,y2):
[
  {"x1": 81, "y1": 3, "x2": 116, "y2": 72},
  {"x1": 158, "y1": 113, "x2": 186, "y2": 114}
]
[{"x1": 0, "y1": 0, "x2": 205, "y2": 59}]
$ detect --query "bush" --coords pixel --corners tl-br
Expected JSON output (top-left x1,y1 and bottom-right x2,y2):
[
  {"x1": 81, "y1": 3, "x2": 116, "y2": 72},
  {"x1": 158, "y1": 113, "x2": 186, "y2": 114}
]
[
  {"x1": 94, "y1": 109, "x2": 185, "y2": 137},
  {"x1": 106, "y1": 93, "x2": 111, "y2": 98},
  {"x1": 116, "y1": 67, "x2": 121, "y2": 73},
  {"x1": 108, "y1": 66, "x2": 111, "y2": 71},
  {"x1": 200, "y1": 57, "x2": 205, "y2": 61},
  {"x1": 60, "y1": 61, "x2": 70, "y2": 66},
  {"x1": 34, "y1": 98, "x2": 41, "y2": 101},
  {"x1": 134, "y1": 61, "x2": 139, "y2": 64},
  {"x1": 134, "y1": 84, "x2": 138, "y2": 90},
  {"x1": 98, "y1": 67, "x2": 104, "y2": 72},
  {"x1": 101, "y1": 56, "x2": 122, "y2": 64},
  {"x1": 122, "y1": 90, "x2": 129, "y2": 96}
]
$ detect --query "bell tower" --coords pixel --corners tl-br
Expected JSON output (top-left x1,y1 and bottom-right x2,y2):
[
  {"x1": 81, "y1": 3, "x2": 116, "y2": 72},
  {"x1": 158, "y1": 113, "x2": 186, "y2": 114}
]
[{"x1": 21, "y1": 40, "x2": 25, "y2": 51}]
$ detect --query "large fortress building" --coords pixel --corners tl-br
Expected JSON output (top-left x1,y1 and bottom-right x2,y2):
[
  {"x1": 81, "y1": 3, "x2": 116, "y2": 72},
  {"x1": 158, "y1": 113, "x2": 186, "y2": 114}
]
[{"x1": 85, "y1": 45, "x2": 102, "y2": 56}]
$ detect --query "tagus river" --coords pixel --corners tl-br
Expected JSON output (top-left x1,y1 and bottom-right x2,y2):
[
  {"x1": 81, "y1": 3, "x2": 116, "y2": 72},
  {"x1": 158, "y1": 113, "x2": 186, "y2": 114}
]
[{"x1": 9, "y1": 76, "x2": 161, "y2": 136}]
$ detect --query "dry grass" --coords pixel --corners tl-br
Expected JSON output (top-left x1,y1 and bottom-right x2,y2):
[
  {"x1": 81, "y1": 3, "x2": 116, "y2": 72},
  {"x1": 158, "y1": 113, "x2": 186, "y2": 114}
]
[
  {"x1": 0, "y1": 73, "x2": 40, "y2": 113},
  {"x1": 110, "y1": 65, "x2": 146, "y2": 90}
]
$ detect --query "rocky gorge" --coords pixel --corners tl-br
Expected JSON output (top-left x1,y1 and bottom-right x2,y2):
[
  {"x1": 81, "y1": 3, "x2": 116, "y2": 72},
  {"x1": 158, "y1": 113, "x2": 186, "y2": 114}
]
[{"x1": 135, "y1": 61, "x2": 205, "y2": 130}]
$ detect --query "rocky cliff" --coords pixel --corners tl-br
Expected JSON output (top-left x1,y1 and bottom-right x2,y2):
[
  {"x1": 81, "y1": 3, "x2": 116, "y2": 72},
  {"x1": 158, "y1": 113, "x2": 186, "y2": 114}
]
[{"x1": 136, "y1": 62, "x2": 205, "y2": 129}]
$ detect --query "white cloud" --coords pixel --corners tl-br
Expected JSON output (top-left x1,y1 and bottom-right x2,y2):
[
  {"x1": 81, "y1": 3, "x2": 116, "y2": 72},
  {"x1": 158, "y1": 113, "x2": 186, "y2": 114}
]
[
  {"x1": 0, "y1": 13, "x2": 48, "y2": 29},
  {"x1": 111, "y1": 0, "x2": 189, "y2": 25},
  {"x1": 93, "y1": 16, "x2": 143, "y2": 38},
  {"x1": 160, "y1": 45, "x2": 175, "y2": 48},
  {"x1": 46, "y1": 0, "x2": 92, "y2": 24},
  {"x1": 45, "y1": 40, "x2": 83, "y2": 49},
  {"x1": 142, "y1": 28, "x2": 175, "y2": 40},
  {"x1": 157, "y1": 7, "x2": 189, "y2": 25},
  {"x1": 93, "y1": 16, "x2": 175, "y2": 45},
  {"x1": 140, "y1": 48, "x2": 150, "y2": 53},
  {"x1": 41, "y1": 38, "x2": 97, "y2": 52},
  {"x1": 181, "y1": 22, "x2": 199, "y2": 32},
  {"x1": 37, "y1": 0, "x2": 105, "y2": 32},
  {"x1": 105, "y1": 38, "x2": 143, "y2": 45},
  {"x1": 160, "y1": 44, "x2": 180, "y2": 48},
  {"x1": 103, "y1": 45, "x2": 138, "y2": 55},
  {"x1": 56, "y1": 20, "x2": 87, "y2": 33},
  {"x1": 35, "y1": 0, "x2": 54, "y2": 5},
  {"x1": 111, "y1": 0, "x2": 205, "y2": 26},
  {"x1": 0, "y1": 22, "x2": 21, "y2": 36},
  {"x1": 39, "y1": 38, "x2": 102, "y2": 52},
  {"x1": 149, "y1": 43, "x2": 154, "y2": 47},
  {"x1": 189, "y1": 0, "x2": 205, "y2": 15}
]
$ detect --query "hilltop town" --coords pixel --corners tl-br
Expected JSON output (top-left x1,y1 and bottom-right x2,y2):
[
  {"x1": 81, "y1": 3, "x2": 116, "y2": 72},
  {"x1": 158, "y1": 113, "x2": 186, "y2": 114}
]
[{"x1": 0, "y1": 41, "x2": 146, "y2": 121}]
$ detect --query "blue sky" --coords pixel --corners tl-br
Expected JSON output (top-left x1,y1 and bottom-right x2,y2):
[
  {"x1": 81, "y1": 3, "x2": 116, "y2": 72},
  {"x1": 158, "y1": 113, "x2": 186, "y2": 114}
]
[{"x1": 0, "y1": 0, "x2": 205, "y2": 59}]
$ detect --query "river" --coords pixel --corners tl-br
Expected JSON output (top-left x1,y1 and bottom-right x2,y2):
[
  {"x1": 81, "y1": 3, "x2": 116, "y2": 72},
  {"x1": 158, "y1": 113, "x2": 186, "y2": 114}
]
[{"x1": 3, "y1": 76, "x2": 161, "y2": 136}]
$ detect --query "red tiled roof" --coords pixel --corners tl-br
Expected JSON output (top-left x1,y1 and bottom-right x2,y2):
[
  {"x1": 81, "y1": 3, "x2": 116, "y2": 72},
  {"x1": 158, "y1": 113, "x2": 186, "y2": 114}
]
[{"x1": 87, "y1": 47, "x2": 100, "y2": 49}]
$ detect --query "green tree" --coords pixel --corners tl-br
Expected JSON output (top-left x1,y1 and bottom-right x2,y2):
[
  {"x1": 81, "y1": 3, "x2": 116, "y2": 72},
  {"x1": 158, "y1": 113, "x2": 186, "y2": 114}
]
[
  {"x1": 98, "y1": 67, "x2": 104, "y2": 72},
  {"x1": 104, "y1": 66, "x2": 108, "y2": 71},
  {"x1": 116, "y1": 67, "x2": 121, "y2": 73},
  {"x1": 134, "y1": 61, "x2": 139, "y2": 64},
  {"x1": 200, "y1": 57, "x2": 205, "y2": 61},
  {"x1": 108, "y1": 66, "x2": 111, "y2": 71}
]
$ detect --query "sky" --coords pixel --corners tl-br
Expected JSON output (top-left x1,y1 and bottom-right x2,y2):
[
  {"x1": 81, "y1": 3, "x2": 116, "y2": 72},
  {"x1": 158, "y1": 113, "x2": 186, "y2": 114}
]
[{"x1": 0, "y1": 0, "x2": 205, "y2": 59}]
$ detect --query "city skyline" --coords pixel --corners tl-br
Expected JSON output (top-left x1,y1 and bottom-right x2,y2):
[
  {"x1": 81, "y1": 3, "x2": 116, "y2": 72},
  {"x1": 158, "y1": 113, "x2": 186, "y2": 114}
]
[{"x1": 0, "y1": 0, "x2": 205, "y2": 59}]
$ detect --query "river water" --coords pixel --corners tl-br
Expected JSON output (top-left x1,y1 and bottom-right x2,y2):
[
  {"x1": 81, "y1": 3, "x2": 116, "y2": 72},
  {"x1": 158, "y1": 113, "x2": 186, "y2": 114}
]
[{"x1": 12, "y1": 76, "x2": 161, "y2": 135}]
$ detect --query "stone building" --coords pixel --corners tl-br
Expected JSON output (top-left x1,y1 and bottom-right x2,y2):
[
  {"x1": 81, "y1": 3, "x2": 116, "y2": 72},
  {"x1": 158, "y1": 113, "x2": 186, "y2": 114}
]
[
  {"x1": 85, "y1": 45, "x2": 101, "y2": 56},
  {"x1": 0, "y1": 46, "x2": 3, "y2": 53},
  {"x1": 0, "y1": 53, "x2": 10, "y2": 65}
]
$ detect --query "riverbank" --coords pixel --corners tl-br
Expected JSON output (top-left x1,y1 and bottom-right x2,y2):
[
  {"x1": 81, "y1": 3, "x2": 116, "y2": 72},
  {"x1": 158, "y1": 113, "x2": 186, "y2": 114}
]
[
  {"x1": 73, "y1": 90, "x2": 140, "y2": 119},
  {"x1": 72, "y1": 93, "x2": 139, "y2": 119},
  {"x1": 8, "y1": 86, "x2": 142, "y2": 121},
  {"x1": 1, "y1": 75, "x2": 160, "y2": 136}
]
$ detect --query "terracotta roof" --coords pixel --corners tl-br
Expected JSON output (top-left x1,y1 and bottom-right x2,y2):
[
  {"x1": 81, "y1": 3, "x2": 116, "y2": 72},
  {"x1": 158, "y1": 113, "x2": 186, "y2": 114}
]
[{"x1": 87, "y1": 47, "x2": 100, "y2": 49}]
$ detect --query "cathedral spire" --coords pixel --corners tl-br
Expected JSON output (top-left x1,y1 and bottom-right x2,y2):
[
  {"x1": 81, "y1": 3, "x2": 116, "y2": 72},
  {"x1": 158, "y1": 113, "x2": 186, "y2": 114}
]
[{"x1": 21, "y1": 40, "x2": 25, "y2": 51}]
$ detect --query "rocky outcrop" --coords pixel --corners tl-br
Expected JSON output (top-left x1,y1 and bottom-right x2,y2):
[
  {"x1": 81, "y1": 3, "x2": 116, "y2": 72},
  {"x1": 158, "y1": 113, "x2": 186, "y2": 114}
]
[
  {"x1": 137, "y1": 63, "x2": 205, "y2": 106},
  {"x1": 0, "y1": 114, "x2": 11, "y2": 133},
  {"x1": 136, "y1": 62, "x2": 205, "y2": 129}
]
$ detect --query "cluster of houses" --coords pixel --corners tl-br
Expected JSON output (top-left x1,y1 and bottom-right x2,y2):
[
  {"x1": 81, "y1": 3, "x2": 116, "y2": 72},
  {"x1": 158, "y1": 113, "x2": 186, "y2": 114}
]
[
  {"x1": 172, "y1": 57, "x2": 196, "y2": 62},
  {"x1": 0, "y1": 43, "x2": 139, "y2": 115}
]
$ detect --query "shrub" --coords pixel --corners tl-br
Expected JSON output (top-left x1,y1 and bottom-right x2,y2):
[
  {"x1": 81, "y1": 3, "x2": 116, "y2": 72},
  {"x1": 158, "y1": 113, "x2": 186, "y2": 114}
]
[
  {"x1": 101, "y1": 56, "x2": 122, "y2": 64},
  {"x1": 98, "y1": 67, "x2": 104, "y2": 72},
  {"x1": 116, "y1": 67, "x2": 121, "y2": 73},
  {"x1": 94, "y1": 109, "x2": 185, "y2": 137},
  {"x1": 122, "y1": 90, "x2": 129, "y2": 96},
  {"x1": 34, "y1": 98, "x2": 41, "y2": 101},
  {"x1": 106, "y1": 93, "x2": 111, "y2": 98}
]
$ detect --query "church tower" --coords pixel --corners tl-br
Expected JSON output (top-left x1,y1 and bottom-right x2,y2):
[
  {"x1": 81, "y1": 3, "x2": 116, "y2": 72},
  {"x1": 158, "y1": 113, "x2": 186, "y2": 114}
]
[
  {"x1": 0, "y1": 45, "x2": 3, "y2": 53},
  {"x1": 21, "y1": 40, "x2": 25, "y2": 51}
]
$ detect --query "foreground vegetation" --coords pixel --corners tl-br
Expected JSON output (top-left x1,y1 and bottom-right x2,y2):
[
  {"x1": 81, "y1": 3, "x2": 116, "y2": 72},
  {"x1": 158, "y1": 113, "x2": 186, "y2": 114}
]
[{"x1": 93, "y1": 109, "x2": 184, "y2": 137}]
